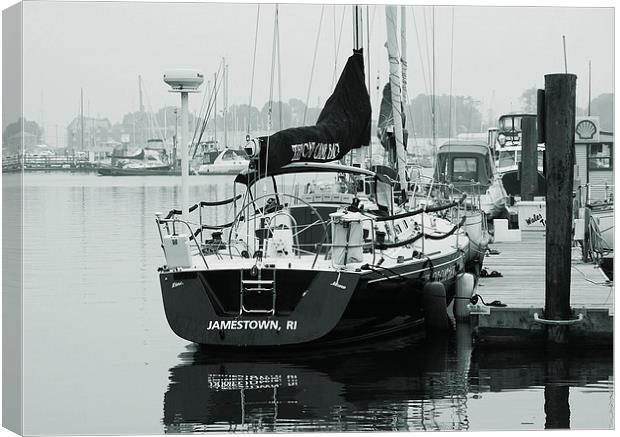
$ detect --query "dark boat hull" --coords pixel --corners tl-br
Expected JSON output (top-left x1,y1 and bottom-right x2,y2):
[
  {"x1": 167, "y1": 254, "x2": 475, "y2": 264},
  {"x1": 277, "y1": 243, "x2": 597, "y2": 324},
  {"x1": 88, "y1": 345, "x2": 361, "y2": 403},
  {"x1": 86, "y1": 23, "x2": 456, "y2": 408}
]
[
  {"x1": 501, "y1": 169, "x2": 546, "y2": 197},
  {"x1": 159, "y1": 252, "x2": 463, "y2": 347},
  {"x1": 97, "y1": 166, "x2": 177, "y2": 176}
]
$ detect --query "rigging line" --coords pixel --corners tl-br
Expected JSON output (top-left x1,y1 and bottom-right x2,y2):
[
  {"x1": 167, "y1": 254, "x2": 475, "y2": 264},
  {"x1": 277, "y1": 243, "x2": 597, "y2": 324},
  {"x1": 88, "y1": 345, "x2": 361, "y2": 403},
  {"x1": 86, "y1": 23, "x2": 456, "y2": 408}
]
[
  {"x1": 448, "y1": 7, "x2": 455, "y2": 142},
  {"x1": 303, "y1": 5, "x2": 325, "y2": 125},
  {"x1": 265, "y1": 4, "x2": 279, "y2": 180},
  {"x1": 418, "y1": 7, "x2": 434, "y2": 133},
  {"x1": 366, "y1": 5, "x2": 371, "y2": 93},
  {"x1": 192, "y1": 64, "x2": 217, "y2": 145},
  {"x1": 333, "y1": 4, "x2": 337, "y2": 83},
  {"x1": 247, "y1": 4, "x2": 260, "y2": 135},
  {"x1": 276, "y1": 7, "x2": 283, "y2": 131},
  {"x1": 408, "y1": 7, "x2": 430, "y2": 146},
  {"x1": 140, "y1": 78, "x2": 165, "y2": 142},
  {"x1": 366, "y1": 5, "x2": 372, "y2": 168},
  {"x1": 193, "y1": 65, "x2": 224, "y2": 158},
  {"x1": 432, "y1": 5, "x2": 436, "y2": 156},
  {"x1": 193, "y1": 63, "x2": 223, "y2": 154},
  {"x1": 195, "y1": 85, "x2": 219, "y2": 150},
  {"x1": 333, "y1": 5, "x2": 347, "y2": 89},
  {"x1": 421, "y1": 7, "x2": 433, "y2": 97}
]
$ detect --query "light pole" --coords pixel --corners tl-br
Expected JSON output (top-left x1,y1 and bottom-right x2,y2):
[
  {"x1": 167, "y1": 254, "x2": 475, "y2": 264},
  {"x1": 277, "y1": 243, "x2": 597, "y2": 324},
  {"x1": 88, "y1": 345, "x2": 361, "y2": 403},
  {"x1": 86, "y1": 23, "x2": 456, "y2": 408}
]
[{"x1": 163, "y1": 69, "x2": 204, "y2": 217}]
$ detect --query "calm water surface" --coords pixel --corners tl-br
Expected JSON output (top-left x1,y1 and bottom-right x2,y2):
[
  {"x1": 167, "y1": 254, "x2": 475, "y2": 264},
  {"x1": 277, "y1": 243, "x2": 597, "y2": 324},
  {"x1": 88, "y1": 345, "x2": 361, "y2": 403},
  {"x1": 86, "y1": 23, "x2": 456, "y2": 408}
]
[{"x1": 17, "y1": 173, "x2": 613, "y2": 434}]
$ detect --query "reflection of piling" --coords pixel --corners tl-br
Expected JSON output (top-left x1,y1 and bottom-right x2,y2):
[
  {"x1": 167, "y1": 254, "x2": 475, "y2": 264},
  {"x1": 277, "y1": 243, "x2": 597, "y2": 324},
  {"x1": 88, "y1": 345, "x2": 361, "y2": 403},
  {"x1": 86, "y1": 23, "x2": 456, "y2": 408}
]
[
  {"x1": 520, "y1": 115, "x2": 538, "y2": 201},
  {"x1": 543, "y1": 74, "x2": 577, "y2": 344},
  {"x1": 544, "y1": 351, "x2": 570, "y2": 429}
]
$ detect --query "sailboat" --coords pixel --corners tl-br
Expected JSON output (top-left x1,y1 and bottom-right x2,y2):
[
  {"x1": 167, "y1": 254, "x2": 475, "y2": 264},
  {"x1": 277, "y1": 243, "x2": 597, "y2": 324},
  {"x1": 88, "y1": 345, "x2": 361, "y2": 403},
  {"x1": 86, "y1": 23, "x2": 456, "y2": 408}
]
[{"x1": 154, "y1": 6, "x2": 479, "y2": 347}]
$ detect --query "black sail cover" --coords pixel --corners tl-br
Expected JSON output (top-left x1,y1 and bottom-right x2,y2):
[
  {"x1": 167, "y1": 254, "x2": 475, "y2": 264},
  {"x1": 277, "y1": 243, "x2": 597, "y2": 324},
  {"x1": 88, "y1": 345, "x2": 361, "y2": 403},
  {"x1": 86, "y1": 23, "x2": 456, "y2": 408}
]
[{"x1": 254, "y1": 49, "x2": 371, "y2": 175}]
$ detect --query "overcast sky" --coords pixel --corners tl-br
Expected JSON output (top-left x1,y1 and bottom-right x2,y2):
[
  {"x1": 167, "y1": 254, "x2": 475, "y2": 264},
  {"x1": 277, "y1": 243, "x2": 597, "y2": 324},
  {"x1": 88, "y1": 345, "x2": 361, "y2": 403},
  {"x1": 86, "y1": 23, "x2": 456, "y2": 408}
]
[{"x1": 15, "y1": 0, "x2": 615, "y2": 143}]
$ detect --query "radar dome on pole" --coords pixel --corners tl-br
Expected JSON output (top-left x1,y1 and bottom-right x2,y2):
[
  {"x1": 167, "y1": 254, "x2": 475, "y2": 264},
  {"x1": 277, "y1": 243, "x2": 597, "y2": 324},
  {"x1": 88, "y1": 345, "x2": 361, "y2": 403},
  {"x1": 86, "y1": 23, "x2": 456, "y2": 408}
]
[
  {"x1": 163, "y1": 68, "x2": 203, "y2": 218},
  {"x1": 163, "y1": 69, "x2": 204, "y2": 91}
]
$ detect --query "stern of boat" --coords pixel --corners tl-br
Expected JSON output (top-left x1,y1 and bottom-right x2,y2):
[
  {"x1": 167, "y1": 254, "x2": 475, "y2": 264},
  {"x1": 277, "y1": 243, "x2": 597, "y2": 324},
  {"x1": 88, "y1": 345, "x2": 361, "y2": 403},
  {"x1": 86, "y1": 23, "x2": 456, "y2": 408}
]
[{"x1": 159, "y1": 267, "x2": 360, "y2": 346}]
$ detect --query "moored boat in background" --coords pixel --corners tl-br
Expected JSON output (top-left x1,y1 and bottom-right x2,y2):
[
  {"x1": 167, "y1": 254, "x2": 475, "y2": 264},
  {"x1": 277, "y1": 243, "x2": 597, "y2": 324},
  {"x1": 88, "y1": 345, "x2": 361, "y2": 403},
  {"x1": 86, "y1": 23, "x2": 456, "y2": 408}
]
[
  {"x1": 197, "y1": 148, "x2": 249, "y2": 175},
  {"x1": 433, "y1": 141, "x2": 509, "y2": 219}
]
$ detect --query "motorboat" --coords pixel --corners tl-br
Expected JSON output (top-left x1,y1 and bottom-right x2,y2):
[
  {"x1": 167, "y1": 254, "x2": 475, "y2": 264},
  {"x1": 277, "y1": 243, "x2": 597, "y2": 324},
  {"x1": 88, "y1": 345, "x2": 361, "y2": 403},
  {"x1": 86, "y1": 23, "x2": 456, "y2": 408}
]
[
  {"x1": 494, "y1": 113, "x2": 546, "y2": 196},
  {"x1": 434, "y1": 141, "x2": 509, "y2": 219},
  {"x1": 197, "y1": 149, "x2": 249, "y2": 175}
]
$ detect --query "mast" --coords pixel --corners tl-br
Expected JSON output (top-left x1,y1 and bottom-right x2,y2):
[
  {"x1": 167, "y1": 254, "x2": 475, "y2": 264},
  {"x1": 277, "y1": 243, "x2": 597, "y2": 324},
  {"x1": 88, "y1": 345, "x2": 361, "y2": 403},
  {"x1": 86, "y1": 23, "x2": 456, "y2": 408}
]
[
  {"x1": 385, "y1": 5, "x2": 408, "y2": 188},
  {"x1": 139, "y1": 75, "x2": 145, "y2": 147},
  {"x1": 213, "y1": 72, "x2": 217, "y2": 145},
  {"x1": 366, "y1": 5, "x2": 372, "y2": 168},
  {"x1": 80, "y1": 87, "x2": 84, "y2": 151},
  {"x1": 431, "y1": 6, "x2": 436, "y2": 157},
  {"x1": 588, "y1": 60, "x2": 592, "y2": 116},
  {"x1": 353, "y1": 4, "x2": 363, "y2": 167},
  {"x1": 225, "y1": 59, "x2": 229, "y2": 147},
  {"x1": 138, "y1": 75, "x2": 144, "y2": 113}
]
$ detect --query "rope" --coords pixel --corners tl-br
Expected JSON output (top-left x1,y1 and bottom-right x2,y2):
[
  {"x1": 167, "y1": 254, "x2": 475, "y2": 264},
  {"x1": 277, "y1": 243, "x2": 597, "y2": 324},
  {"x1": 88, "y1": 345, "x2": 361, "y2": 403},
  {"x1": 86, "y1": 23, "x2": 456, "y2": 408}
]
[
  {"x1": 264, "y1": 5, "x2": 279, "y2": 181},
  {"x1": 375, "y1": 214, "x2": 466, "y2": 250},
  {"x1": 425, "y1": 215, "x2": 466, "y2": 240},
  {"x1": 375, "y1": 195, "x2": 464, "y2": 222},
  {"x1": 447, "y1": 7, "x2": 455, "y2": 142},
  {"x1": 192, "y1": 63, "x2": 224, "y2": 158},
  {"x1": 303, "y1": 5, "x2": 325, "y2": 125},
  {"x1": 332, "y1": 5, "x2": 347, "y2": 89},
  {"x1": 247, "y1": 4, "x2": 260, "y2": 135},
  {"x1": 276, "y1": 7, "x2": 283, "y2": 131}
]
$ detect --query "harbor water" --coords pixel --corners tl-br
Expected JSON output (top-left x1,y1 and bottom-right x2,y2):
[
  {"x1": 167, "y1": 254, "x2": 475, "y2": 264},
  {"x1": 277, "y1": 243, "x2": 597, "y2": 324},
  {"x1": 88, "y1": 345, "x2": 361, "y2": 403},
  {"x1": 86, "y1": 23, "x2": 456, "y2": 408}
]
[{"x1": 15, "y1": 173, "x2": 613, "y2": 434}]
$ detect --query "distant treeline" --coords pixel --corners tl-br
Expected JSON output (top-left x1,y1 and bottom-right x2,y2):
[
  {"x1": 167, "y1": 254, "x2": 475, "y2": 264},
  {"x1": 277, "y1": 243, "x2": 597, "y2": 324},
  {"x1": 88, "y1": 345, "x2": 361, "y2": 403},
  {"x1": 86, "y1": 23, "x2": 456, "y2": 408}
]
[{"x1": 3, "y1": 90, "x2": 613, "y2": 153}]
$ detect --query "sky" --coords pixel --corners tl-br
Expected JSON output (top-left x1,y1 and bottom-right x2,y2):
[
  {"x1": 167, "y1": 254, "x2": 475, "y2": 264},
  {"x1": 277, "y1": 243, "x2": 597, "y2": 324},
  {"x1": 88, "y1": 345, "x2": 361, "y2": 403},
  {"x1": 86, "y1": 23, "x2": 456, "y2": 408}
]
[{"x1": 10, "y1": 0, "x2": 616, "y2": 144}]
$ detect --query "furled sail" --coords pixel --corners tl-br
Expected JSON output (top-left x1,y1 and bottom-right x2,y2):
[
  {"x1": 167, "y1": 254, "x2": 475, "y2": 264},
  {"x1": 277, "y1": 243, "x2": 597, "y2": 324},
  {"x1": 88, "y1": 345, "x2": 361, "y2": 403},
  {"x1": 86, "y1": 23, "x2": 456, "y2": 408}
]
[
  {"x1": 376, "y1": 82, "x2": 408, "y2": 167},
  {"x1": 252, "y1": 49, "x2": 371, "y2": 175}
]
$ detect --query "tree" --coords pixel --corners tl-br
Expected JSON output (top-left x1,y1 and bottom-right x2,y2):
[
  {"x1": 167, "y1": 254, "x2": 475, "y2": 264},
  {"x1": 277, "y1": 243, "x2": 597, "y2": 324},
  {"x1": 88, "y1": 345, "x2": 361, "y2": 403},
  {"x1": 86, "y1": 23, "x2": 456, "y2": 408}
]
[
  {"x1": 405, "y1": 93, "x2": 483, "y2": 137},
  {"x1": 520, "y1": 87, "x2": 537, "y2": 113},
  {"x1": 589, "y1": 93, "x2": 613, "y2": 131},
  {"x1": 260, "y1": 101, "x2": 291, "y2": 131},
  {"x1": 2, "y1": 118, "x2": 42, "y2": 152}
]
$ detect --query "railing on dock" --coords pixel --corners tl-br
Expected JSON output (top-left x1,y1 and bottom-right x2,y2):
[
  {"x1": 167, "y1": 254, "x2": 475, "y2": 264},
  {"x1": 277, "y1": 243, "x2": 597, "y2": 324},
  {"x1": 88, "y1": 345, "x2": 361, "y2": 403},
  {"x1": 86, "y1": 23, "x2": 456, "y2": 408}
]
[{"x1": 2, "y1": 154, "x2": 99, "y2": 172}]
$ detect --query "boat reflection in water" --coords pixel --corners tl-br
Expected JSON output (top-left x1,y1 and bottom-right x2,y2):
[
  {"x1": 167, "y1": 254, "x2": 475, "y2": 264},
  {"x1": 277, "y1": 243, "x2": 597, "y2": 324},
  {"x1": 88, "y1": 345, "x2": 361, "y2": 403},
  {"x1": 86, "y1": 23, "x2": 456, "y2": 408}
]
[{"x1": 163, "y1": 327, "x2": 610, "y2": 432}]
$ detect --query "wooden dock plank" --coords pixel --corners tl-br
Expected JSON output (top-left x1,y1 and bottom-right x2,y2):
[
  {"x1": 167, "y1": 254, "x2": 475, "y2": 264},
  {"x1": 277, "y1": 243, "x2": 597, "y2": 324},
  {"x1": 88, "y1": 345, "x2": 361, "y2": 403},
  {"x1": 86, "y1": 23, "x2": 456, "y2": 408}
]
[{"x1": 476, "y1": 231, "x2": 613, "y2": 311}]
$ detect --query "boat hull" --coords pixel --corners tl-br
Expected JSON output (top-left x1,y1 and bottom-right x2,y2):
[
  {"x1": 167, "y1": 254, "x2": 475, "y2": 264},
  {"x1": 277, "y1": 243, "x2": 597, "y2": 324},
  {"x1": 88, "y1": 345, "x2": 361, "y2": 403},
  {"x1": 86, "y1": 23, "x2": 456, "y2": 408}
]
[
  {"x1": 159, "y1": 253, "x2": 463, "y2": 347},
  {"x1": 196, "y1": 164, "x2": 248, "y2": 175},
  {"x1": 500, "y1": 169, "x2": 547, "y2": 197},
  {"x1": 97, "y1": 166, "x2": 178, "y2": 176}
]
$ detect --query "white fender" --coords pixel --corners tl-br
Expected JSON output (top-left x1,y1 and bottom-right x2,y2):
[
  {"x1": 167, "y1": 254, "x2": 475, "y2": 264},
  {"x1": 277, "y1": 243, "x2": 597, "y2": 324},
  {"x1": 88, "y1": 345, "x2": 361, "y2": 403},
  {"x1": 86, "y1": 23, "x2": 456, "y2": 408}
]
[{"x1": 454, "y1": 273, "x2": 475, "y2": 320}]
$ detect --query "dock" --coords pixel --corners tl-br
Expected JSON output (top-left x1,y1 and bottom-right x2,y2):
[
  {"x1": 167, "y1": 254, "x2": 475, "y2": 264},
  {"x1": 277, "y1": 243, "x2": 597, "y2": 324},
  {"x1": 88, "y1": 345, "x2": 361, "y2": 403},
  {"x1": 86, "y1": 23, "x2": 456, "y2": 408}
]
[
  {"x1": 2, "y1": 154, "x2": 99, "y2": 173},
  {"x1": 471, "y1": 231, "x2": 613, "y2": 346}
]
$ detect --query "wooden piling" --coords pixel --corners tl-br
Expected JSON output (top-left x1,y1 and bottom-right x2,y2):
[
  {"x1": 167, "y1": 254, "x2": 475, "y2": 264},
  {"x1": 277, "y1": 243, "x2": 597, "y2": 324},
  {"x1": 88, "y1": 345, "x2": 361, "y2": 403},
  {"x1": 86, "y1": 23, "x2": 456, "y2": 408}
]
[
  {"x1": 520, "y1": 115, "x2": 538, "y2": 201},
  {"x1": 543, "y1": 74, "x2": 577, "y2": 344}
]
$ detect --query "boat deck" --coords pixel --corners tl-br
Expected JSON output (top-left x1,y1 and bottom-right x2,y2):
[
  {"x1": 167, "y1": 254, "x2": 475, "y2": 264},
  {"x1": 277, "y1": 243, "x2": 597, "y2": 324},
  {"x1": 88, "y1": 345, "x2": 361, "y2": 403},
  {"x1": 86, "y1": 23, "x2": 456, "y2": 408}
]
[{"x1": 477, "y1": 231, "x2": 613, "y2": 311}]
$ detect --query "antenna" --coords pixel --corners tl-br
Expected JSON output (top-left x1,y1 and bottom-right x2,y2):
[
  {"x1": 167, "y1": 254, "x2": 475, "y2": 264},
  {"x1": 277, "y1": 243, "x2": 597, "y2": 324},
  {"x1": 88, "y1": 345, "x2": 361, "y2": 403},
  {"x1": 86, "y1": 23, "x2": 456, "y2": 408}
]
[
  {"x1": 80, "y1": 88, "x2": 84, "y2": 151},
  {"x1": 562, "y1": 35, "x2": 568, "y2": 74},
  {"x1": 138, "y1": 75, "x2": 144, "y2": 113},
  {"x1": 588, "y1": 60, "x2": 592, "y2": 116}
]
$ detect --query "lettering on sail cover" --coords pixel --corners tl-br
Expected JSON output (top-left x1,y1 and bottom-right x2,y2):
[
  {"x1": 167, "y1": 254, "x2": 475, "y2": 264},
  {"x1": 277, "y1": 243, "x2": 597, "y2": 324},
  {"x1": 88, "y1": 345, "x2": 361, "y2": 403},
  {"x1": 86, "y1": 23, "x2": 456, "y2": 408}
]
[
  {"x1": 291, "y1": 142, "x2": 340, "y2": 161},
  {"x1": 206, "y1": 320, "x2": 298, "y2": 330}
]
